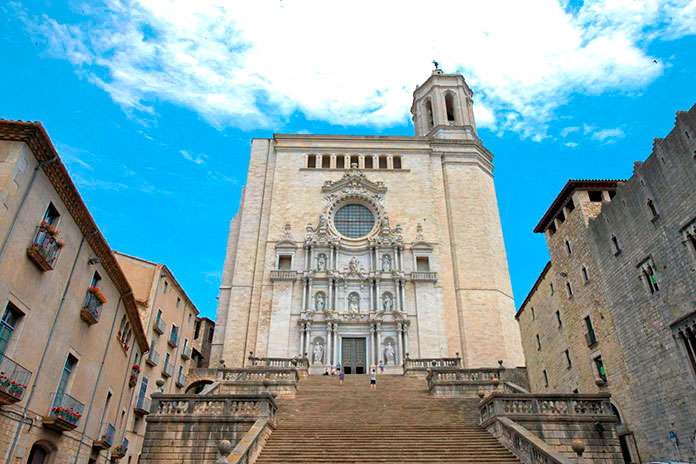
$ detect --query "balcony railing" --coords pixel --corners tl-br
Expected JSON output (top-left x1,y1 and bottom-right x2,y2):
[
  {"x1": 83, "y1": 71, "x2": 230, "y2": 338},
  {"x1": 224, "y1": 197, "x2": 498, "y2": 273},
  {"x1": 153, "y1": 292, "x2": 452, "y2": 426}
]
[
  {"x1": 93, "y1": 423, "x2": 115, "y2": 450},
  {"x1": 44, "y1": 392, "x2": 84, "y2": 432},
  {"x1": 270, "y1": 270, "x2": 298, "y2": 281},
  {"x1": 410, "y1": 271, "x2": 438, "y2": 281},
  {"x1": 176, "y1": 372, "x2": 187, "y2": 388},
  {"x1": 153, "y1": 317, "x2": 166, "y2": 335},
  {"x1": 112, "y1": 438, "x2": 129, "y2": 459},
  {"x1": 134, "y1": 395, "x2": 151, "y2": 416},
  {"x1": 26, "y1": 224, "x2": 64, "y2": 271},
  {"x1": 181, "y1": 345, "x2": 191, "y2": 360},
  {"x1": 80, "y1": 289, "x2": 105, "y2": 325},
  {"x1": 162, "y1": 361, "x2": 174, "y2": 378},
  {"x1": 585, "y1": 330, "x2": 598, "y2": 347},
  {"x1": 168, "y1": 331, "x2": 179, "y2": 348},
  {"x1": 146, "y1": 350, "x2": 160, "y2": 367},
  {"x1": 0, "y1": 353, "x2": 32, "y2": 405}
]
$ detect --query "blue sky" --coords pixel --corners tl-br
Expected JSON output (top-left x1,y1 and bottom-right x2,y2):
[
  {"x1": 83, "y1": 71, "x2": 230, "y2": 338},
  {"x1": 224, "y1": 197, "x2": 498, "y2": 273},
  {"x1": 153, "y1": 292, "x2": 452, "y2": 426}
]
[{"x1": 2, "y1": 0, "x2": 696, "y2": 319}]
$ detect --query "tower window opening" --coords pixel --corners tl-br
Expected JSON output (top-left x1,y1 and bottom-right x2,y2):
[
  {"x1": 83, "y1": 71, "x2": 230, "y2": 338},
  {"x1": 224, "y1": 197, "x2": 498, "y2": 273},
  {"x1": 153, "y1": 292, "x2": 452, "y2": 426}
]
[
  {"x1": 364, "y1": 157, "x2": 373, "y2": 169},
  {"x1": 543, "y1": 369, "x2": 549, "y2": 388},
  {"x1": 565, "y1": 239, "x2": 572, "y2": 255},
  {"x1": 336, "y1": 156, "x2": 345, "y2": 169},
  {"x1": 611, "y1": 235, "x2": 621, "y2": 255},
  {"x1": 566, "y1": 199, "x2": 575, "y2": 212},
  {"x1": 557, "y1": 210, "x2": 565, "y2": 223},
  {"x1": 393, "y1": 156, "x2": 402, "y2": 169},
  {"x1": 566, "y1": 282, "x2": 573, "y2": 298},
  {"x1": 378, "y1": 156, "x2": 388, "y2": 169},
  {"x1": 425, "y1": 99, "x2": 434, "y2": 129},
  {"x1": 647, "y1": 199, "x2": 658, "y2": 219},
  {"x1": 582, "y1": 266, "x2": 589, "y2": 282},
  {"x1": 547, "y1": 222, "x2": 556, "y2": 236},
  {"x1": 445, "y1": 93, "x2": 456, "y2": 123},
  {"x1": 608, "y1": 190, "x2": 616, "y2": 199},
  {"x1": 350, "y1": 155, "x2": 360, "y2": 169},
  {"x1": 307, "y1": 155, "x2": 316, "y2": 168},
  {"x1": 588, "y1": 191, "x2": 603, "y2": 202},
  {"x1": 641, "y1": 262, "x2": 659, "y2": 294},
  {"x1": 321, "y1": 156, "x2": 331, "y2": 169}
]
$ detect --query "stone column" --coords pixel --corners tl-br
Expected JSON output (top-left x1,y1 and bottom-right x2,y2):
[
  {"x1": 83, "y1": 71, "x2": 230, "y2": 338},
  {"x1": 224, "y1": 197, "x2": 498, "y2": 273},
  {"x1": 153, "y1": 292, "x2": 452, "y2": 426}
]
[
  {"x1": 399, "y1": 280, "x2": 406, "y2": 313},
  {"x1": 343, "y1": 283, "x2": 348, "y2": 312},
  {"x1": 370, "y1": 279, "x2": 375, "y2": 311},
  {"x1": 307, "y1": 245, "x2": 313, "y2": 270},
  {"x1": 326, "y1": 324, "x2": 332, "y2": 366},
  {"x1": 375, "y1": 278, "x2": 381, "y2": 311},
  {"x1": 328, "y1": 278, "x2": 333, "y2": 311},
  {"x1": 377, "y1": 323, "x2": 383, "y2": 365},
  {"x1": 300, "y1": 323, "x2": 305, "y2": 356},
  {"x1": 307, "y1": 278, "x2": 313, "y2": 311},
  {"x1": 305, "y1": 322, "x2": 312, "y2": 356},
  {"x1": 396, "y1": 323, "x2": 403, "y2": 366},
  {"x1": 403, "y1": 324, "x2": 409, "y2": 357},
  {"x1": 301, "y1": 276, "x2": 307, "y2": 311}
]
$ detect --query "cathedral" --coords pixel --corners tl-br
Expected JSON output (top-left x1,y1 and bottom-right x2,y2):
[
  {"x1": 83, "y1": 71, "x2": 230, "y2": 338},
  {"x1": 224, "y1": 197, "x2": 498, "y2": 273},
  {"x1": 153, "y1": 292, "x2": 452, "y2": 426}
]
[{"x1": 211, "y1": 69, "x2": 524, "y2": 372}]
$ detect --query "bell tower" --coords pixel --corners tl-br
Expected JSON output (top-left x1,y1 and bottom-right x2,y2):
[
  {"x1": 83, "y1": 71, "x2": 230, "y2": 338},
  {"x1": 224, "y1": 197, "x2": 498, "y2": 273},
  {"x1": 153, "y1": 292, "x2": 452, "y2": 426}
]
[{"x1": 411, "y1": 68, "x2": 478, "y2": 140}]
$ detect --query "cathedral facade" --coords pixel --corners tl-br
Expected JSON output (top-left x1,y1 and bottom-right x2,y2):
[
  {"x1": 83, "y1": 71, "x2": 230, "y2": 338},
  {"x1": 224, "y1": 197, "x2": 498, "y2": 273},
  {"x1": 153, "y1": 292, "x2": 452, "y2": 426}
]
[{"x1": 211, "y1": 69, "x2": 524, "y2": 372}]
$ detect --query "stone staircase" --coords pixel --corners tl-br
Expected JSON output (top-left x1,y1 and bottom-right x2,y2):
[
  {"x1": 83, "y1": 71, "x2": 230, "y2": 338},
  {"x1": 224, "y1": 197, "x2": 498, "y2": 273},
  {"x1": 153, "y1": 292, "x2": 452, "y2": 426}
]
[{"x1": 255, "y1": 375, "x2": 520, "y2": 463}]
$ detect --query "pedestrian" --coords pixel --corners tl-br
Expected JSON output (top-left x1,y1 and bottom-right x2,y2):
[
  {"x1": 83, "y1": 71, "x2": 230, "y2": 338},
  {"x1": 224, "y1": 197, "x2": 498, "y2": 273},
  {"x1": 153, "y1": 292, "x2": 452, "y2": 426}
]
[
  {"x1": 370, "y1": 368, "x2": 377, "y2": 390},
  {"x1": 379, "y1": 359, "x2": 384, "y2": 374},
  {"x1": 339, "y1": 368, "x2": 345, "y2": 386}
]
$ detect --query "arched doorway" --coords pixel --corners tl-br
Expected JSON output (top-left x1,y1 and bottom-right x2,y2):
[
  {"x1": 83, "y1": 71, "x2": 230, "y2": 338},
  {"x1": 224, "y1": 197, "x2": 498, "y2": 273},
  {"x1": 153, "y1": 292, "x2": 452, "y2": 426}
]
[
  {"x1": 27, "y1": 441, "x2": 54, "y2": 464},
  {"x1": 610, "y1": 402, "x2": 636, "y2": 463},
  {"x1": 185, "y1": 380, "x2": 213, "y2": 394}
]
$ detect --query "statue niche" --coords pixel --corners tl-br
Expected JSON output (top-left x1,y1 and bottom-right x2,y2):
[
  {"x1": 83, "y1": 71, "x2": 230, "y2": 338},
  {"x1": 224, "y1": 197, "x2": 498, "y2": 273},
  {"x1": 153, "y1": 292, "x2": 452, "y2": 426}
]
[
  {"x1": 382, "y1": 292, "x2": 394, "y2": 312},
  {"x1": 316, "y1": 253, "x2": 327, "y2": 271},
  {"x1": 381, "y1": 254, "x2": 392, "y2": 272},
  {"x1": 348, "y1": 292, "x2": 360, "y2": 313},
  {"x1": 312, "y1": 338, "x2": 325, "y2": 364},
  {"x1": 315, "y1": 292, "x2": 326, "y2": 312},
  {"x1": 383, "y1": 337, "x2": 397, "y2": 365}
]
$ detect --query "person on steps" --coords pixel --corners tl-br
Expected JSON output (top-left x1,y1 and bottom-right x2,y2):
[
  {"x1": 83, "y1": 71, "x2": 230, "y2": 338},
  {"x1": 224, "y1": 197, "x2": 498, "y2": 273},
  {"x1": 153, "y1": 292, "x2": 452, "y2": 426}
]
[
  {"x1": 339, "y1": 368, "x2": 345, "y2": 386},
  {"x1": 379, "y1": 359, "x2": 384, "y2": 374},
  {"x1": 370, "y1": 368, "x2": 377, "y2": 390}
]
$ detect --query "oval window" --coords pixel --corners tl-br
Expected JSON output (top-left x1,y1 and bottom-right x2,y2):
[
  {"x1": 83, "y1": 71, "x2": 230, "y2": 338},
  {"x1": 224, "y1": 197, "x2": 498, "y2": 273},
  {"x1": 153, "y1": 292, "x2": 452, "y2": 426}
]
[{"x1": 333, "y1": 205, "x2": 375, "y2": 239}]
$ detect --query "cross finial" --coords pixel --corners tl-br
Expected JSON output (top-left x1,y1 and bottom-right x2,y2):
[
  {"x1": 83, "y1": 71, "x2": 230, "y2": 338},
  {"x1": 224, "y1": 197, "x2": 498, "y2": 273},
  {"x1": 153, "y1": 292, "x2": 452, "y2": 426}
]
[{"x1": 432, "y1": 60, "x2": 440, "y2": 70}]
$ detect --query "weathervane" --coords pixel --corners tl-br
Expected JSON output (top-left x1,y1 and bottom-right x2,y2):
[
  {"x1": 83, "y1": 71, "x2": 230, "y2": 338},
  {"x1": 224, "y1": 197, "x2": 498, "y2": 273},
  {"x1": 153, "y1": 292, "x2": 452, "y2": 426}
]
[{"x1": 432, "y1": 60, "x2": 440, "y2": 70}]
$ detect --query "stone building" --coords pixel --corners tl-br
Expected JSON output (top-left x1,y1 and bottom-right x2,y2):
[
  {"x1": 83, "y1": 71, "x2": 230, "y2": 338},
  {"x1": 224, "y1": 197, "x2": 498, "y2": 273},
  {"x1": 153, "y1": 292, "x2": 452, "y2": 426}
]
[
  {"x1": 212, "y1": 69, "x2": 524, "y2": 372},
  {"x1": 113, "y1": 252, "x2": 199, "y2": 463},
  {"x1": 517, "y1": 104, "x2": 696, "y2": 462},
  {"x1": 0, "y1": 120, "x2": 148, "y2": 463},
  {"x1": 192, "y1": 316, "x2": 215, "y2": 369}
]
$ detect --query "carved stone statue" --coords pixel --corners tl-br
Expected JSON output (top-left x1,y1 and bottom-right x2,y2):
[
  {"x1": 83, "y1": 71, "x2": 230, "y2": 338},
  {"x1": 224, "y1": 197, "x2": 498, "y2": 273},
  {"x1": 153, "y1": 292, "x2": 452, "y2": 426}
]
[
  {"x1": 383, "y1": 294, "x2": 393, "y2": 312},
  {"x1": 316, "y1": 253, "x2": 327, "y2": 271},
  {"x1": 312, "y1": 342, "x2": 324, "y2": 364},
  {"x1": 315, "y1": 293, "x2": 325, "y2": 311},
  {"x1": 348, "y1": 293, "x2": 360, "y2": 313},
  {"x1": 381, "y1": 254, "x2": 392, "y2": 272},
  {"x1": 384, "y1": 342, "x2": 396, "y2": 365},
  {"x1": 349, "y1": 257, "x2": 360, "y2": 273},
  {"x1": 319, "y1": 214, "x2": 327, "y2": 228}
]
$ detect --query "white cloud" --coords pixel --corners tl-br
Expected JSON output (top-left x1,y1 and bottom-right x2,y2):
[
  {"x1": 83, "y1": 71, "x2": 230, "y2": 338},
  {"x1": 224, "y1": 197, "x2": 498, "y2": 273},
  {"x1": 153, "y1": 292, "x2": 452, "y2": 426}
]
[
  {"x1": 561, "y1": 127, "x2": 580, "y2": 138},
  {"x1": 591, "y1": 128, "x2": 626, "y2": 142},
  {"x1": 564, "y1": 142, "x2": 579, "y2": 148},
  {"x1": 180, "y1": 149, "x2": 208, "y2": 165},
  {"x1": 18, "y1": 0, "x2": 696, "y2": 138}
]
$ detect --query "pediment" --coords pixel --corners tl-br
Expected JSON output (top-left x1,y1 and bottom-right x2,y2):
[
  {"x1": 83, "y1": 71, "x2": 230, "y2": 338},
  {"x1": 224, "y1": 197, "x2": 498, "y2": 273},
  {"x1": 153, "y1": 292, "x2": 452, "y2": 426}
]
[{"x1": 321, "y1": 167, "x2": 387, "y2": 195}]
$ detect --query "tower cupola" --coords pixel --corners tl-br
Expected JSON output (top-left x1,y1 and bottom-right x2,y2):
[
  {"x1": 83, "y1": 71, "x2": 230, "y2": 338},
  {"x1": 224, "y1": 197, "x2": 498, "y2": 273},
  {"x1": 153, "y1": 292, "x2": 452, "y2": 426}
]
[{"x1": 411, "y1": 68, "x2": 478, "y2": 140}]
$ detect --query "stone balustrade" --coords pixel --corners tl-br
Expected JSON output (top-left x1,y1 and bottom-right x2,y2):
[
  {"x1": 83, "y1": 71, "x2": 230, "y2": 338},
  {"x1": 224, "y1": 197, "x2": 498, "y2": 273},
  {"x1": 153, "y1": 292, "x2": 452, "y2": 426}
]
[
  {"x1": 403, "y1": 356, "x2": 461, "y2": 376},
  {"x1": 480, "y1": 393, "x2": 624, "y2": 463},
  {"x1": 269, "y1": 270, "x2": 298, "y2": 281},
  {"x1": 427, "y1": 367, "x2": 529, "y2": 397},
  {"x1": 409, "y1": 271, "x2": 438, "y2": 281},
  {"x1": 188, "y1": 366, "x2": 302, "y2": 398},
  {"x1": 141, "y1": 393, "x2": 277, "y2": 463}
]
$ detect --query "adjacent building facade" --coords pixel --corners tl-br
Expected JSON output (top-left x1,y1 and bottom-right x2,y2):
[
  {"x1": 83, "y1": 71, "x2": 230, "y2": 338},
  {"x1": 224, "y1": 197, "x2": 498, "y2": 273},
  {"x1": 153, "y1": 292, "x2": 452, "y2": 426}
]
[
  {"x1": 0, "y1": 121, "x2": 148, "y2": 463},
  {"x1": 517, "y1": 105, "x2": 696, "y2": 462},
  {"x1": 212, "y1": 69, "x2": 524, "y2": 372},
  {"x1": 192, "y1": 316, "x2": 215, "y2": 369},
  {"x1": 113, "y1": 252, "x2": 199, "y2": 463}
]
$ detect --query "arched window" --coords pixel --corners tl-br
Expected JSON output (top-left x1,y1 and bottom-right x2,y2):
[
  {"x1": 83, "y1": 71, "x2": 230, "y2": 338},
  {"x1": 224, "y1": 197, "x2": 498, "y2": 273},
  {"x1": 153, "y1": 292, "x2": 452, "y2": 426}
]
[
  {"x1": 424, "y1": 99, "x2": 434, "y2": 129},
  {"x1": 445, "y1": 92, "x2": 456, "y2": 123},
  {"x1": 307, "y1": 154, "x2": 316, "y2": 168},
  {"x1": 392, "y1": 156, "x2": 402, "y2": 169},
  {"x1": 350, "y1": 155, "x2": 360, "y2": 169}
]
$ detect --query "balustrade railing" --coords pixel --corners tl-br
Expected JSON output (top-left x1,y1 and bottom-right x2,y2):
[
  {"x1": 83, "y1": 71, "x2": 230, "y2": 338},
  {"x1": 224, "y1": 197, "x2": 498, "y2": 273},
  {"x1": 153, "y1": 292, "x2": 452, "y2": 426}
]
[
  {"x1": 219, "y1": 368, "x2": 299, "y2": 382},
  {"x1": 102, "y1": 423, "x2": 115, "y2": 447},
  {"x1": 153, "y1": 317, "x2": 166, "y2": 334},
  {"x1": 410, "y1": 271, "x2": 438, "y2": 281},
  {"x1": 181, "y1": 345, "x2": 192, "y2": 359},
  {"x1": 176, "y1": 372, "x2": 187, "y2": 387},
  {"x1": 226, "y1": 418, "x2": 270, "y2": 464},
  {"x1": 495, "y1": 417, "x2": 571, "y2": 464},
  {"x1": 26, "y1": 223, "x2": 64, "y2": 271},
  {"x1": 168, "y1": 330, "x2": 179, "y2": 348},
  {"x1": 150, "y1": 394, "x2": 277, "y2": 425},
  {"x1": 135, "y1": 394, "x2": 151, "y2": 414},
  {"x1": 113, "y1": 438, "x2": 129, "y2": 458},
  {"x1": 247, "y1": 356, "x2": 309, "y2": 369},
  {"x1": 480, "y1": 393, "x2": 612, "y2": 424},
  {"x1": 404, "y1": 357, "x2": 461, "y2": 369},
  {"x1": 269, "y1": 270, "x2": 298, "y2": 281},
  {"x1": 0, "y1": 353, "x2": 31, "y2": 404}
]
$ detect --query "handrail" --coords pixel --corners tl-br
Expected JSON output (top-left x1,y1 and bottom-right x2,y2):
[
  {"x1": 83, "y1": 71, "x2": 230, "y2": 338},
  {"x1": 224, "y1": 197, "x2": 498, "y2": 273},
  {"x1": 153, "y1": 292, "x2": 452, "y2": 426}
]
[
  {"x1": 227, "y1": 418, "x2": 270, "y2": 464},
  {"x1": 0, "y1": 353, "x2": 32, "y2": 401},
  {"x1": 495, "y1": 417, "x2": 572, "y2": 464}
]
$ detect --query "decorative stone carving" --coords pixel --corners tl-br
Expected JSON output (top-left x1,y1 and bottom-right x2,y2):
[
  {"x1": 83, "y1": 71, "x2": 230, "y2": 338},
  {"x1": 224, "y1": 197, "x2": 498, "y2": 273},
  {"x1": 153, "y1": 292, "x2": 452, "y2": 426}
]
[
  {"x1": 381, "y1": 254, "x2": 392, "y2": 272},
  {"x1": 312, "y1": 341, "x2": 324, "y2": 364},
  {"x1": 383, "y1": 293, "x2": 393, "y2": 312},
  {"x1": 349, "y1": 257, "x2": 360, "y2": 274},
  {"x1": 416, "y1": 223, "x2": 424, "y2": 241},
  {"x1": 315, "y1": 293, "x2": 325, "y2": 311},
  {"x1": 316, "y1": 253, "x2": 327, "y2": 271},
  {"x1": 384, "y1": 342, "x2": 396, "y2": 365},
  {"x1": 348, "y1": 293, "x2": 360, "y2": 313},
  {"x1": 281, "y1": 222, "x2": 293, "y2": 240}
]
